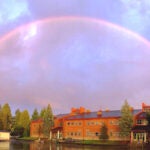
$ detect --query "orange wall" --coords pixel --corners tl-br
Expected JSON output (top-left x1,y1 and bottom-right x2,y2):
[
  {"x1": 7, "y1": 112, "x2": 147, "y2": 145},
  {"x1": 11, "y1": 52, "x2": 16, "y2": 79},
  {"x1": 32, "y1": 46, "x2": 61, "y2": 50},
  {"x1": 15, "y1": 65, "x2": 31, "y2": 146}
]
[
  {"x1": 63, "y1": 117, "x2": 121, "y2": 140},
  {"x1": 30, "y1": 120, "x2": 43, "y2": 138}
]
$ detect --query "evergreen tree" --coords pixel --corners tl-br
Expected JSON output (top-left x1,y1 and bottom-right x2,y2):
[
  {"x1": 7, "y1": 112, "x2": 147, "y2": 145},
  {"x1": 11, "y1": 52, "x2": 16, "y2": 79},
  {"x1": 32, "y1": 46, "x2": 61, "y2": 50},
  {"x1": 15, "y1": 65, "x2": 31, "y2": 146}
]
[
  {"x1": 19, "y1": 110, "x2": 30, "y2": 137},
  {"x1": 10, "y1": 109, "x2": 22, "y2": 136},
  {"x1": 146, "y1": 112, "x2": 150, "y2": 126},
  {"x1": 119, "y1": 100, "x2": 133, "y2": 138},
  {"x1": 0, "y1": 105, "x2": 3, "y2": 130},
  {"x1": 31, "y1": 108, "x2": 39, "y2": 120},
  {"x1": 1, "y1": 103, "x2": 12, "y2": 130},
  {"x1": 43, "y1": 104, "x2": 54, "y2": 137},
  {"x1": 15, "y1": 109, "x2": 21, "y2": 127},
  {"x1": 40, "y1": 107, "x2": 46, "y2": 118},
  {"x1": 99, "y1": 123, "x2": 109, "y2": 140}
]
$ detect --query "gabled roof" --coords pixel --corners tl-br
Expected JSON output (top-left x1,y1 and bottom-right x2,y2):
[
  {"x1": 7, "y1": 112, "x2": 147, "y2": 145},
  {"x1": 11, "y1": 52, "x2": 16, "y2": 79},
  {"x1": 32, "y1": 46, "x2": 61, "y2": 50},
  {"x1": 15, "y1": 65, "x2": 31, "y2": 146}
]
[
  {"x1": 66, "y1": 109, "x2": 141, "y2": 120},
  {"x1": 136, "y1": 111, "x2": 147, "y2": 118}
]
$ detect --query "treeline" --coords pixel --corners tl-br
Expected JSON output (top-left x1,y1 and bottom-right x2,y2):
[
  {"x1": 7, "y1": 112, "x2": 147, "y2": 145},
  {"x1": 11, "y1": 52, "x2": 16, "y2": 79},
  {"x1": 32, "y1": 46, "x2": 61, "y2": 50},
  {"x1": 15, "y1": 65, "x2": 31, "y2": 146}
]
[{"x1": 0, "y1": 103, "x2": 53, "y2": 137}]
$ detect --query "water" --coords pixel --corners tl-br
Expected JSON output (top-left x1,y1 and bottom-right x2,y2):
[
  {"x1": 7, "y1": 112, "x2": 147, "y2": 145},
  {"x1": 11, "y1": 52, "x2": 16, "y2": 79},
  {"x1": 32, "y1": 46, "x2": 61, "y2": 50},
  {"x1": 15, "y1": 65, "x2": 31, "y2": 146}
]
[{"x1": 0, "y1": 141, "x2": 148, "y2": 150}]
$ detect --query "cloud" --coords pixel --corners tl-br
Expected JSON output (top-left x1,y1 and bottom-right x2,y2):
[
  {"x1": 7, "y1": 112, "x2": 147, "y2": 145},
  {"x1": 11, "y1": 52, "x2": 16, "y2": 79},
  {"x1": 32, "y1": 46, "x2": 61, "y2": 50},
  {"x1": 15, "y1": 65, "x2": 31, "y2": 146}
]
[
  {"x1": 0, "y1": 18, "x2": 150, "y2": 114},
  {"x1": 0, "y1": 0, "x2": 30, "y2": 25},
  {"x1": 120, "y1": 0, "x2": 150, "y2": 36}
]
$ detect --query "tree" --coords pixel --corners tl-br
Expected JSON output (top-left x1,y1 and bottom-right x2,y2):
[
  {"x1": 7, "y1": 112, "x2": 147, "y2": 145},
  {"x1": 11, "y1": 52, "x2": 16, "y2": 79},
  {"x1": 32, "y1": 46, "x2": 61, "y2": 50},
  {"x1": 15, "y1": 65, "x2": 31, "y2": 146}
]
[
  {"x1": 11, "y1": 109, "x2": 22, "y2": 136},
  {"x1": 146, "y1": 112, "x2": 150, "y2": 126},
  {"x1": 0, "y1": 105, "x2": 3, "y2": 130},
  {"x1": 40, "y1": 107, "x2": 46, "y2": 118},
  {"x1": 1, "y1": 103, "x2": 12, "y2": 130},
  {"x1": 15, "y1": 109, "x2": 21, "y2": 127},
  {"x1": 43, "y1": 104, "x2": 54, "y2": 137},
  {"x1": 99, "y1": 123, "x2": 109, "y2": 140},
  {"x1": 119, "y1": 100, "x2": 133, "y2": 139},
  {"x1": 19, "y1": 110, "x2": 30, "y2": 137},
  {"x1": 31, "y1": 108, "x2": 39, "y2": 120}
]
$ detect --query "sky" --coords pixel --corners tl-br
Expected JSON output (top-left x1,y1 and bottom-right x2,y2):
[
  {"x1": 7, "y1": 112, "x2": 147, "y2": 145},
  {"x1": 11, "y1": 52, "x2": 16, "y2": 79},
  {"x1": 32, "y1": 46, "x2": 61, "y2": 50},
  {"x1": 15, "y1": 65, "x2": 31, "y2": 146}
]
[{"x1": 0, "y1": 0, "x2": 150, "y2": 115}]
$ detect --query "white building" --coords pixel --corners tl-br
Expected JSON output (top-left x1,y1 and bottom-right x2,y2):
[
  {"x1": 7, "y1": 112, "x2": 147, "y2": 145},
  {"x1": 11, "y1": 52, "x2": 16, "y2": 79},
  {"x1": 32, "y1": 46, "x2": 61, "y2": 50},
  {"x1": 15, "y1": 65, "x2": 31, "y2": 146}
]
[{"x1": 0, "y1": 131, "x2": 10, "y2": 141}]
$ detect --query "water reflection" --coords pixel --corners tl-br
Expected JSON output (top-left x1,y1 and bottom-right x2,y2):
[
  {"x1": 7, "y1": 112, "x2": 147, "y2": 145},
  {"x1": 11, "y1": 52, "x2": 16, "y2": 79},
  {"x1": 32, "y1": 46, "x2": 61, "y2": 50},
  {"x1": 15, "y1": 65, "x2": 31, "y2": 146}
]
[{"x1": 1, "y1": 141, "x2": 149, "y2": 150}]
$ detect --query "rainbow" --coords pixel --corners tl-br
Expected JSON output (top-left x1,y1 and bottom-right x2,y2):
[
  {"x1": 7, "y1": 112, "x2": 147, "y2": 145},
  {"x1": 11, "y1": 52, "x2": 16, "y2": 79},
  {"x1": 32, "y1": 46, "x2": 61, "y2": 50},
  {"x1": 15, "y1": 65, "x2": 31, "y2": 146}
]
[{"x1": 0, "y1": 16, "x2": 150, "y2": 48}]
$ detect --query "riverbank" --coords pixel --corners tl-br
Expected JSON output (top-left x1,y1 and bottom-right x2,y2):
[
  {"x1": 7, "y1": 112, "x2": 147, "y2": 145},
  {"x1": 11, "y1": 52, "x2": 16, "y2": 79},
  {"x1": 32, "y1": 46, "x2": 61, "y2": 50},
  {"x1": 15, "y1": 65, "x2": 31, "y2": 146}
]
[{"x1": 57, "y1": 139, "x2": 129, "y2": 147}]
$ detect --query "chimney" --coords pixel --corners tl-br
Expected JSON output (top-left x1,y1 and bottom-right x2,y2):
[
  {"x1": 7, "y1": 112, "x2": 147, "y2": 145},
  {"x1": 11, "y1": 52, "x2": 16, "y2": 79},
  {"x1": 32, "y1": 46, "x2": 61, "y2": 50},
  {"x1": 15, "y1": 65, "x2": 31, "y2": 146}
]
[
  {"x1": 105, "y1": 108, "x2": 110, "y2": 112},
  {"x1": 86, "y1": 109, "x2": 91, "y2": 113},
  {"x1": 79, "y1": 107, "x2": 85, "y2": 113},
  {"x1": 97, "y1": 110, "x2": 102, "y2": 116}
]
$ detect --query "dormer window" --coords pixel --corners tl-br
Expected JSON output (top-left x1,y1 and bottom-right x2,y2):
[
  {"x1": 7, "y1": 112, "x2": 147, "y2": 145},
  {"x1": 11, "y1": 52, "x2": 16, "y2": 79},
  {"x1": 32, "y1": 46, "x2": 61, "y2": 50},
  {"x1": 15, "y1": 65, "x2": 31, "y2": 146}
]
[{"x1": 137, "y1": 119, "x2": 142, "y2": 125}]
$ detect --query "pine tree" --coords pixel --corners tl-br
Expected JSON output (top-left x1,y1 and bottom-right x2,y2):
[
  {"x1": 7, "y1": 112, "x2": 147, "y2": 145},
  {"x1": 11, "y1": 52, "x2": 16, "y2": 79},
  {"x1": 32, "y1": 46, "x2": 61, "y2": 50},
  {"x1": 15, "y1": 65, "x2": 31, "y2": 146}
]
[
  {"x1": 119, "y1": 100, "x2": 133, "y2": 138},
  {"x1": 100, "y1": 123, "x2": 109, "y2": 140},
  {"x1": 15, "y1": 109, "x2": 21, "y2": 127},
  {"x1": 0, "y1": 105, "x2": 3, "y2": 130},
  {"x1": 146, "y1": 112, "x2": 150, "y2": 126},
  {"x1": 43, "y1": 104, "x2": 54, "y2": 137},
  {"x1": 40, "y1": 108, "x2": 46, "y2": 118},
  {"x1": 31, "y1": 108, "x2": 39, "y2": 120},
  {"x1": 19, "y1": 110, "x2": 30, "y2": 136},
  {"x1": 1, "y1": 103, "x2": 12, "y2": 130}
]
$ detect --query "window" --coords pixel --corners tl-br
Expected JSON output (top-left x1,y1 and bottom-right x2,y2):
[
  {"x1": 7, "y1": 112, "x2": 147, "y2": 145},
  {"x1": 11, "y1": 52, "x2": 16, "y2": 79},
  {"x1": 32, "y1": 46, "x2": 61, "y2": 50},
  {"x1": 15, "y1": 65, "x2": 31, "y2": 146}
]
[
  {"x1": 78, "y1": 122, "x2": 82, "y2": 125},
  {"x1": 95, "y1": 132, "x2": 99, "y2": 136},
  {"x1": 110, "y1": 120, "x2": 119, "y2": 125},
  {"x1": 137, "y1": 119, "x2": 142, "y2": 125}
]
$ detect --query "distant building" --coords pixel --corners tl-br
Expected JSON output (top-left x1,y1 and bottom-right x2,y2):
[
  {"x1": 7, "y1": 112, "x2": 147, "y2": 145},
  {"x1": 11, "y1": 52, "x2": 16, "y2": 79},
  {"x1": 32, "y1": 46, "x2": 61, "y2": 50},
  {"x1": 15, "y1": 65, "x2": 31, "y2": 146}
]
[
  {"x1": 30, "y1": 103, "x2": 150, "y2": 142},
  {"x1": 0, "y1": 131, "x2": 10, "y2": 141}
]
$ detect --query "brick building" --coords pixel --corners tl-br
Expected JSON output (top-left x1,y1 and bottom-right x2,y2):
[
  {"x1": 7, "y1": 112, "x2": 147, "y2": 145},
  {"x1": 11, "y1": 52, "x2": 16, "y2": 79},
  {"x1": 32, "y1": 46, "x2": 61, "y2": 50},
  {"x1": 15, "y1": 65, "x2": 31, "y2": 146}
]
[
  {"x1": 30, "y1": 119, "x2": 43, "y2": 138},
  {"x1": 30, "y1": 103, "x2": 150, "y2": 142},
  {"x1": 131, "y1": 103, "x2": 150, "y2": 143}
]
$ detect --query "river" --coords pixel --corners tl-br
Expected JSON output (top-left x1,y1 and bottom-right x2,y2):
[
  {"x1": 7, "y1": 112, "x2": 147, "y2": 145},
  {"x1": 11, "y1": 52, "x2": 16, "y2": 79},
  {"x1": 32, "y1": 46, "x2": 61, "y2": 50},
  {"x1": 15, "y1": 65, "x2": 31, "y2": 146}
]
[{"x1": 0, "y1": 141, "x2": 148, "y2": 150}]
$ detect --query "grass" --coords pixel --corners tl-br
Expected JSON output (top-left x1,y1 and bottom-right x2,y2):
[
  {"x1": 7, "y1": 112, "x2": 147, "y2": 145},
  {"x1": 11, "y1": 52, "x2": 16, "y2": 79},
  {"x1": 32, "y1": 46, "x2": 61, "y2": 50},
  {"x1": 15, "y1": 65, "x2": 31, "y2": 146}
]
[
  {"x1": 75, "y1": 140, "x2": 128, "y2": 146},
  {"x1": 16, "y1": 137, "x2": 39, "y2": 141}
]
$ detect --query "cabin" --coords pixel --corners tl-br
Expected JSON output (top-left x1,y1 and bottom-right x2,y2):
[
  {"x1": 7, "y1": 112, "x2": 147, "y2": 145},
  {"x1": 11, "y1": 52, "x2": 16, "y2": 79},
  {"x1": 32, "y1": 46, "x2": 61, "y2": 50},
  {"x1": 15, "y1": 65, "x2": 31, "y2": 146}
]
[{"x1": 0, "y1": 131, "x2": 10, "y2": 141}]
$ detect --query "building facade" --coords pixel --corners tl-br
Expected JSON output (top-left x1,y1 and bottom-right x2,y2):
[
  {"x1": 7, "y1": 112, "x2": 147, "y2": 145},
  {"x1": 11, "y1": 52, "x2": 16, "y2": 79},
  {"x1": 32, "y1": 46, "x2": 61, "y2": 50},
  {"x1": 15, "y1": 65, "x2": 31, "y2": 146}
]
[
  {"x1": 131, "y1": 103, "x2": 150, "y2": 143},
  {"x1": 30, "y1": 103, "x2": 150, "y2": 142},
  {"x1": 0, "y1": 131, "x2": 10, "y2": 141},
  {"x1": 30, "y1": 119, "x2": 43, "y2": 138}
]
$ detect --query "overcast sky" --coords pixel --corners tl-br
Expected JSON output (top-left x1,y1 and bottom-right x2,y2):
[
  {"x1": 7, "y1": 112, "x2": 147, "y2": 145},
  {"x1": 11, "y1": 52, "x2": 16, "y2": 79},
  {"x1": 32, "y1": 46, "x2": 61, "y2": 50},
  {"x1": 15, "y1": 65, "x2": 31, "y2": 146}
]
[{"x1": 0, "y1": 0, "x2": 150, "y2": 115}]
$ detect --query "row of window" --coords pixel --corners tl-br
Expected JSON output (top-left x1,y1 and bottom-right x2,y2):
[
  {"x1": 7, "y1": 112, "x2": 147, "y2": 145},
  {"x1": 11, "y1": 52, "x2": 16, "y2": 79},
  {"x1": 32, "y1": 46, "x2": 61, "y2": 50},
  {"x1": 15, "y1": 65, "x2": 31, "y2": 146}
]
[
  {"x1": 67, "y1": 131, "x2": 120, "y2": 137},
  {"x1": 136, "y1": 119, "x2": 147, "y2": 125},
  {"x1": 67, "y1": 122, "x2": 82, "y2": 126},
  {"x1": 67, "y1": 132, "x2": 81, "y2": 136},
  {"x1": 67, "y1": 120, "x2": 119, "y2": 126}
]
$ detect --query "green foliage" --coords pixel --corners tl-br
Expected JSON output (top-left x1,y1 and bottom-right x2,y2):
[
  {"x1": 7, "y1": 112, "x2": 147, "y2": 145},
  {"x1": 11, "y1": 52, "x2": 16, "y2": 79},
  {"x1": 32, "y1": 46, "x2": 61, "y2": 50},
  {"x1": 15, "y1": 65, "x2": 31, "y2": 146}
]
[
  {"x1": 15, "y1": 109, "x2": 21, "y2": 127},
  {"x1": 31, "y1": 108, "x2": 39, "y2": 120},
  {"x1": 146, "y1": 112, "x2": 150, "y2": 126},
  {"x1": 11, "y1": 125, "x2": 24, "y2": 137},
  {"x1": 1, "y1": 103, "x2": 12, "y2": 130},
  {"x1": 40, "y1": 108, "x2": 46, "y2": 118},
  {"x1": 0, "y1": 107, "x2": 3, "y2": 130},
  {"x1": 119, "y1": 100, "x2": 133, "y2": 138},
  {"x1": 19, "y1": 110, "x2": 30, "y2": 129},
  {"x1": 100, "y1": 123, "x2": 109, "y2": 140},
  {"x1": 43, "y1": 104, "x2": 54, "y2": 137}
]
